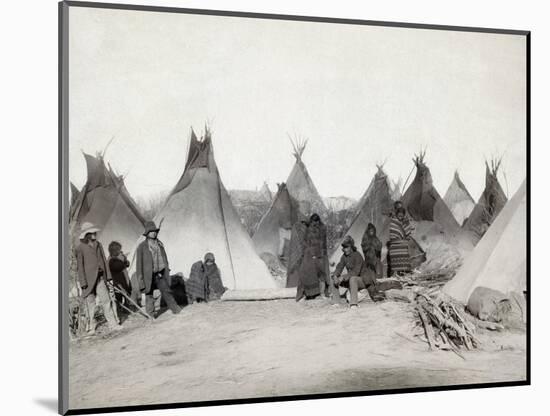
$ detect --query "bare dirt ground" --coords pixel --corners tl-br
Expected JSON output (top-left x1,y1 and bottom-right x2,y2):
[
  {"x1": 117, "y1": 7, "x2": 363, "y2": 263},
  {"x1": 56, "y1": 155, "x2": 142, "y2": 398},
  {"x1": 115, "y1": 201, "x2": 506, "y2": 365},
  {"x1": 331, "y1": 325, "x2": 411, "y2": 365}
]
[{"x1": 69, "y1": 298, "x2": 526, "y2": 410}]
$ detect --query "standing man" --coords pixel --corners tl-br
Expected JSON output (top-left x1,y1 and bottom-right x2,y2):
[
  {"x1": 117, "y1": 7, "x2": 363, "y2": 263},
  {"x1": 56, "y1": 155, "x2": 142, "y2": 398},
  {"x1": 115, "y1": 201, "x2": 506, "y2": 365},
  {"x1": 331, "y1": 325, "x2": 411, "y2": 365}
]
[
  {"x1": 295, "y1": 214, "x2": 330, "y2": 301},
  {"x1": 76, "y1": 222, "x2": 122, "y2": 334},
  {"x1": 136, "y1": 221, "x2": 182, "y2": 318}
]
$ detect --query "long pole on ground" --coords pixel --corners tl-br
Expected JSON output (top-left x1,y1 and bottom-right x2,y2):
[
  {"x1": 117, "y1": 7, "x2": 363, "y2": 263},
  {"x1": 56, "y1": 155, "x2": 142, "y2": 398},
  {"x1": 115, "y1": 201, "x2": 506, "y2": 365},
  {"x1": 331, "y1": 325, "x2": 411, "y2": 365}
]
[{"x1": 106, "y1": 281, "x2": 153, "y2": 320}]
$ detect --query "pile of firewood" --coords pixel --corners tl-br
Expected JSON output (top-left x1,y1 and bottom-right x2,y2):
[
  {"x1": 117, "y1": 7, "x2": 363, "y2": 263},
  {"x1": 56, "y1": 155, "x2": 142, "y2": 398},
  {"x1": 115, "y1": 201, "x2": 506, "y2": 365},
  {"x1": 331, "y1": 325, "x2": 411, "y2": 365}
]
[{"x1": 413, "y1": 293, "x2": 480, "y2": 359}]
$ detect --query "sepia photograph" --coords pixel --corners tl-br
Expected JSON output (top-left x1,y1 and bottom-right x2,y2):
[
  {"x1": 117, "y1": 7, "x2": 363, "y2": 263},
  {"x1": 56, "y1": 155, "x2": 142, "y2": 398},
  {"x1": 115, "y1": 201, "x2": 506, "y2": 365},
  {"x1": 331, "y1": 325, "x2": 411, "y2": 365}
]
[{"x1": 60, "y1": 1, "x2": 529, "y2": 414}]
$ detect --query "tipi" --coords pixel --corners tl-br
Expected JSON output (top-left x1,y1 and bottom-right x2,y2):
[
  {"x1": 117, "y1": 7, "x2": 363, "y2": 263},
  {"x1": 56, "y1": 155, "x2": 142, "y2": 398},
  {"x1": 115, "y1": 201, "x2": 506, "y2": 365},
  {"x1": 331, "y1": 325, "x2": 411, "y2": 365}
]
[
  {"x1": 260, "y1": 182, "x2": 272, "y2": 202},
  {"x1": 252, "y1": 183, "x2": 303, "y2": 262},
  {"x1": 285, "y1": 138, "x2": 327, "y2": 217},
  {"x1": 402, "y1": 151, "x2": 460, "y2": 232},
  {"x1": 443, "y1": 180, "x2": 526, "y2": 303},
  {"x1": 463, "y1": 159, "x2": 508, "y2": 243},
  {"x1": 443, "y1": 171, "x2": 476, "y2": 226},
  {"x1": 401, "y1": 152, "x2": 472, "y2": 268},
  {"x1": 329, "y1": 165, "x2": 425, "y2": 269},
  {"x1": 390, "y1": 176, "x2": 403, "y2": 201},
  {"x1": 70, "y1": 152, "x2": 146, "y2": 251},
  {"x1": 153, "y1": 128, "x2": 278, "y2": 291}
]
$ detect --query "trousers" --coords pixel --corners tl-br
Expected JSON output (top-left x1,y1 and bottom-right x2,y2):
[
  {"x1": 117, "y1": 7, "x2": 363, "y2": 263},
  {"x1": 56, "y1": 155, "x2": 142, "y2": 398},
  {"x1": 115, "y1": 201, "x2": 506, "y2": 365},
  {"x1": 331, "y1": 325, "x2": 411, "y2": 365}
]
[
  {"x1": 145, "y1": 271, "x2": 182, "y2": 316},
  {"x1": 348, "y1": 275, "x2": 381, "y2": 305},
  {"x1": 84, "y1": 278, "x2": 119, "y2": 330}
]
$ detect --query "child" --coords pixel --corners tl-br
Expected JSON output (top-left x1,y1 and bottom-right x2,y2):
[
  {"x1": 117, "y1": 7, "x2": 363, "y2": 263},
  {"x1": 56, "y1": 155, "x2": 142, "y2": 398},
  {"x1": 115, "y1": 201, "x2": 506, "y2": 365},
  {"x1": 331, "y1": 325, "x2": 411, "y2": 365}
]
[{"x1": 108, "y1": 241, "x2": 133, "y2": 315}]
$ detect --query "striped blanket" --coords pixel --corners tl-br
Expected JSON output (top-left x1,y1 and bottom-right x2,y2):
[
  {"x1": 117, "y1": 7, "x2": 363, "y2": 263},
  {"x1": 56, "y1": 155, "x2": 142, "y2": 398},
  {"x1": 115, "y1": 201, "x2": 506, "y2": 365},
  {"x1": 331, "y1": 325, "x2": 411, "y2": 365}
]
[{"x1": 388, "y1": 217, "x2": 413, "y2": 274}]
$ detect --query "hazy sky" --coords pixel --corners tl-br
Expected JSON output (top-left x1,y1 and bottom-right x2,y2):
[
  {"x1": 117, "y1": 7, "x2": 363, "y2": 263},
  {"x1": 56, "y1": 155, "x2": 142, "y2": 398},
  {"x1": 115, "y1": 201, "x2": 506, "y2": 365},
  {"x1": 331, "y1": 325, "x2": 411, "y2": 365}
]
[{"x1": 69, "y1": 7, "x2": 527, "y2": 202}]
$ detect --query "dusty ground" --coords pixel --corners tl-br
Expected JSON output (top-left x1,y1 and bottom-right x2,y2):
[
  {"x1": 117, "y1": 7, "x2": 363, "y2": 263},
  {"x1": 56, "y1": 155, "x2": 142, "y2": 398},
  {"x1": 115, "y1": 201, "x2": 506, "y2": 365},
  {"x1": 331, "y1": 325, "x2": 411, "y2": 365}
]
[{"x1": 69, "y1": 298, "x2": 526, "y2": 410}]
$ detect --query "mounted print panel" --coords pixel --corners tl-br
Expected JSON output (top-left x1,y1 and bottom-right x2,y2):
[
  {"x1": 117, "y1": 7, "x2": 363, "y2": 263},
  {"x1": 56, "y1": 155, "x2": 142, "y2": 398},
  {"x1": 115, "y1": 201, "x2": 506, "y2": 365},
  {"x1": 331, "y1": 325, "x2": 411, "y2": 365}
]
[{"x1": 59, "y1": 1, "x2": 529, "y2": 414}]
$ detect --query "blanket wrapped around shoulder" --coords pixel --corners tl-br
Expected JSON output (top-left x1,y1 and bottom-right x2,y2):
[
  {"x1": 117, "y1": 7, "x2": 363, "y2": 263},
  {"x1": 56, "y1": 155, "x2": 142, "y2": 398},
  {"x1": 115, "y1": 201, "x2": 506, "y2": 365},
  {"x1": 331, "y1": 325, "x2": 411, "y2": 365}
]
[
  {"x1": 388, "y1": 217, "x2": 413, "y2": 274},
  {"x1": 186, "y1": 261, "x2": 225, "y2": 302}
]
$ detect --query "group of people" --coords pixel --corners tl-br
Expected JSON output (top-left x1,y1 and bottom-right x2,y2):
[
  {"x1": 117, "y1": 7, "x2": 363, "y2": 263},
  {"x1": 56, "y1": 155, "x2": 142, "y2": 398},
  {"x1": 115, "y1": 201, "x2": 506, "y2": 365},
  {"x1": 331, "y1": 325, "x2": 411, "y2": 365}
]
[
  {"x1": 75, "y1": 220, "x2": 226, "y2": 335},
  {"x1": 74, "y1": 201, "x2": 415, "y2": 334},
  {"x1": 287, "y1": 201, "x2": 414, "y2": 307}
]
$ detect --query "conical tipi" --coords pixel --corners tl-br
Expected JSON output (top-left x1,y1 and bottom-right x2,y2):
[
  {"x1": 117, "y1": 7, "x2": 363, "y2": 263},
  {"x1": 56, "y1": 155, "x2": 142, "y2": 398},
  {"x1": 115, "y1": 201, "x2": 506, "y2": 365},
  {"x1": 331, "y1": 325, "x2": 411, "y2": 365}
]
[
  {"x1": 286, "y1": 138, "x2": 327, "y2": 216},
  {"x1": 330, "y1": 166, "x2": 394, "y2": 264},
  {"x1": 390, "y1": 176, "x2": 403, "y2": 201},
  {"x1": 329, "y1": 165, "x2": 425, "y2": 269},
  {"x1": 70, "y1": 153, "x2": 146, "y2": 251},
  {"x1": 252, "y1": 183, "x2": 303, "y2": 262},
  {"x1": 463, "y1": 159, "x2": 508, "y2": 244},
  {"x1": 443, "y1": 180, "x2": 526, "y2": 303},
  {"x1": 402, "y1": 151, "x2": 460, "y2": 232},
  {"x1": 153, "y1": 128, "x2": 277, "y2": 291},
  {"x1": 401, "y1": 152, "x2": 472, "y2": 268},
  {"x1": 260, "y1": 182, "x2": 272, "y2": 202},
  {"x1": 444, "y1": 171, "x2": 476, "y2": 226}
]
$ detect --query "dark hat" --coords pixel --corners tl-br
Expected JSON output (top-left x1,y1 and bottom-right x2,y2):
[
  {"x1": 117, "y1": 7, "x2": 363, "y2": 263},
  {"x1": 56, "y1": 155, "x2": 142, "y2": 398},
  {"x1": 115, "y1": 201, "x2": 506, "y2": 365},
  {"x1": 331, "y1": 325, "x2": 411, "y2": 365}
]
[
  {"x1": 204, "y1": 252, "x2": 215, "y2": 263},
  {"x1": 341, "y1": 235, "x2": 355, "y2": 248},
  {"x1": 143, "y1": 220, "x2": 160, "y2": 236}
]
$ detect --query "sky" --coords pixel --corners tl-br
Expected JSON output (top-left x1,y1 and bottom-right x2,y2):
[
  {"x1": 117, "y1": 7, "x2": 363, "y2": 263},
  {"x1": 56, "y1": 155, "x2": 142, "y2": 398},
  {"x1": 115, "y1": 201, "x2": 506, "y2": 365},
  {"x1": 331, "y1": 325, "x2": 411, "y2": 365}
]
[{"x1": 68, "y1": 6, "x2": 527, "y2": 203}]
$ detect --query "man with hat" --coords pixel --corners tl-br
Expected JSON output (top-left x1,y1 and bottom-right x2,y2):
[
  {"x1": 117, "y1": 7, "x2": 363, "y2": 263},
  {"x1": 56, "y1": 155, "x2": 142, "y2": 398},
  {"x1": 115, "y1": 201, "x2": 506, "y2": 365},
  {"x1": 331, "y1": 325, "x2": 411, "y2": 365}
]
[
  {"x1": 135, "y1": 220, "x2": 182, "y2": 317},
  {"x1": 331, "y1": 235, "x2": 384, "y2": 307},
  {"x1": 75, "y1": 222, "x2": 122, "y2": 333}
]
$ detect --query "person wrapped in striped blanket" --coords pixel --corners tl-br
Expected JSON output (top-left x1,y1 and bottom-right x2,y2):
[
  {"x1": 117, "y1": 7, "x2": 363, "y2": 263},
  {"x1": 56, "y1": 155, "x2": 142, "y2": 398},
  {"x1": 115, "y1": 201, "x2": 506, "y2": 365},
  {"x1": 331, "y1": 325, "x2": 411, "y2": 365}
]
[{"x1": 388, "y1": 207, "x2": 414, "y2": 276}]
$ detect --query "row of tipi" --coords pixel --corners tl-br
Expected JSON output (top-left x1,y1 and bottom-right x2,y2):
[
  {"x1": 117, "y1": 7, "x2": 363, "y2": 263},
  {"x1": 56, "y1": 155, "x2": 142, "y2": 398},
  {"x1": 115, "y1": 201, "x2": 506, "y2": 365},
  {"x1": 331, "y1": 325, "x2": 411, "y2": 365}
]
[{"x1": 69, "y1": 128, "x2": 525, "y2": 303}]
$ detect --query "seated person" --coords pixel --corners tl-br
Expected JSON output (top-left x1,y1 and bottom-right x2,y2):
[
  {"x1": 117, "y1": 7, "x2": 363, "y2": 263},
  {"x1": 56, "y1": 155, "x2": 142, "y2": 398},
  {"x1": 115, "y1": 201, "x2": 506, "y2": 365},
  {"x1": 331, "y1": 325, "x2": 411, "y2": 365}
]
[
  {"x1": 186, "y1": 252, "x2": 226, "y2": 303},
  {"x1": 331, "y1": 236, "x2": 384, "y2": 307}
]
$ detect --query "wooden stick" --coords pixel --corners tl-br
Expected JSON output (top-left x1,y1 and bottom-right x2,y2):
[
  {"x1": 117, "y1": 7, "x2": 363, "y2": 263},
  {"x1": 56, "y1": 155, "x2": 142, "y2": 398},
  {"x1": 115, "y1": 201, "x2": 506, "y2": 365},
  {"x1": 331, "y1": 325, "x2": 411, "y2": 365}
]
[
  {"x1": 115, "y1": 298, "x2": 141, "y2": 318},
  {"x1": 439, "y1": 329, "x2": 466, "y2": 360},
  {"x1": 106, "y1": 282, "x2": 152, "y2": 320},
  {"x1": 421, "y1": 301, "x2": 468, "y2": 340},
  {"x1": 416, "y1": 303, "x2": 436, "y2": 350}
]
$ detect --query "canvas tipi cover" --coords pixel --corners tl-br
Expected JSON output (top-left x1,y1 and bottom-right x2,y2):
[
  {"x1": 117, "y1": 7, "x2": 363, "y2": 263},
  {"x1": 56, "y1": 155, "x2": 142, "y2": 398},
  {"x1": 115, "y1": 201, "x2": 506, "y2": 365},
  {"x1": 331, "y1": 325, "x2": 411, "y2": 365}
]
[
  {"x1": 154, "y1": 128, "x2": 277, "y2": 291},
  {"x1": 463, "y1": 160, "x2": 508, "y2": 243},
  {"x1": 252, "y1": 183, "x2": 302, "y2": 261},
  {"x1": 443, "y1": 171, "x2": 476, "y2": 226},
  {"x1": 329, "y1": 166, "x2": 425, "y2": 268},
  {"x1": 401, "y1": 152, "x2": 472, "y2": 269},
  {"x1": 285, "y1": 139, "x2": 327, "y2": 216},
  {"x1": 330, "y1": 166, "x2": 393, "y2": 264},
  {"x1": 443, "y1": 180, "x2": 526, "y2": 303},
  {"x1": 402, "y1": 152, "x2": 460, "y2": 233},
  {"x1": 260, "y1": 182, "x2": 272, "y2": 202},
  {"x1": 390, "y1": 177, "x2": 403, "y2": 201},
  {"x1": 70, "y1": 153, "x2": 146, "y2": 251}
]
